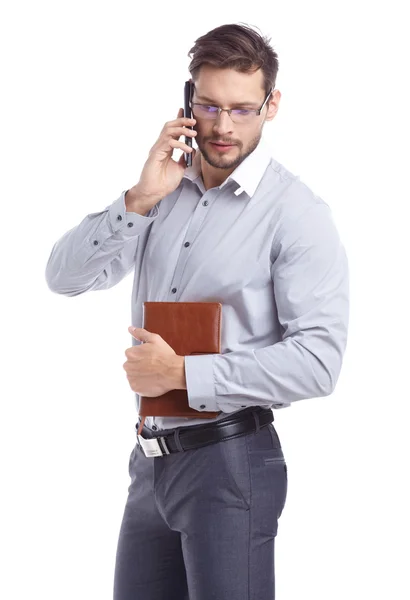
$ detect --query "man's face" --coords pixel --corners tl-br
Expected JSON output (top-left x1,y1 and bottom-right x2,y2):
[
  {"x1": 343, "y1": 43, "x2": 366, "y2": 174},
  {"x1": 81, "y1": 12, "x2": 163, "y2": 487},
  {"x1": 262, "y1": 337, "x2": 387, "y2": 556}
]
[{"x1": 191, "y1": 65, "x2": 280, "y2": 173}]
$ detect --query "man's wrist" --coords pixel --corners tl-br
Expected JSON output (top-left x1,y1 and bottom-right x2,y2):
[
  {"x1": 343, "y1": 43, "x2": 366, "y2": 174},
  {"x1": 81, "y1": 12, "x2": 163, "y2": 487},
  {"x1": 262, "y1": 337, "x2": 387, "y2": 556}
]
[
  {"x1": 168, "y1": 355, "x2": 187, "y2": 390},
  {"x1": 125, "y1": 186, "x2": 159, "y2": 216}
]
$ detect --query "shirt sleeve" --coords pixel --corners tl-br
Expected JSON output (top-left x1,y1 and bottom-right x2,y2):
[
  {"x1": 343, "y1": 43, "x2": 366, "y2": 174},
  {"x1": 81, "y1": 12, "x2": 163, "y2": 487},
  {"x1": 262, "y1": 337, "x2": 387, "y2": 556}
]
[
  {"x1": 45, "y1": 190, "x2": 160, "y2": 296},
  {"x1": 184, "y1": 202, "x2": 350, "y2": 413}
]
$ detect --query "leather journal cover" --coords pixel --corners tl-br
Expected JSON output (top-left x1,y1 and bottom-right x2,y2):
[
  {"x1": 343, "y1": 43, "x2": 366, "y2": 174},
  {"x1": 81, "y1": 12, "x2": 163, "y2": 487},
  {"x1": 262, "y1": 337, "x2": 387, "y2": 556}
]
[{"x1": 138, "y1": 302, "x2": 222, "y2": 422}]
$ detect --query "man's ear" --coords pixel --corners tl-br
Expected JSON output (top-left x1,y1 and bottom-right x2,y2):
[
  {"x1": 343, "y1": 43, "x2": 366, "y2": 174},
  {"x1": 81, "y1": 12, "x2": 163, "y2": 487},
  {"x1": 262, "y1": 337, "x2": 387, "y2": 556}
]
[{"x1": 265, "y1": 89, "x2": 281, "y2": 122}]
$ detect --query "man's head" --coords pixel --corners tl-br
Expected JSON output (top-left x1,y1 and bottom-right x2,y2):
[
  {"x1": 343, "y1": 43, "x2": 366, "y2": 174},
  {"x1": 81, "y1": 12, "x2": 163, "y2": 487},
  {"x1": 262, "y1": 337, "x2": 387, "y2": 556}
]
[{"x1": 187, "y1": 23, "x2": 281, "y2": 185}]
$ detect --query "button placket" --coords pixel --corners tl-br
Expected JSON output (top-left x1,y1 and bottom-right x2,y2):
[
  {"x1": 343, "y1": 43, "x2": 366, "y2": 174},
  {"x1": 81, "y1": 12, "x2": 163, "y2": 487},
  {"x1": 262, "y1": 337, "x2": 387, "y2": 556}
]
[{"x1": 169, "y1": 191, "x2": 211, "y2": 298}]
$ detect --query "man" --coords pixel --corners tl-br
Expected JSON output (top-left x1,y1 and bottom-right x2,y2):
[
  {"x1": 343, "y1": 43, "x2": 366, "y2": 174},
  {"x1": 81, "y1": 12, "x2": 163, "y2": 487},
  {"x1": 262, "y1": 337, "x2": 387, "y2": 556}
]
[{"x1": 45, "y1": 23, "x2": 349, "y2": 600}]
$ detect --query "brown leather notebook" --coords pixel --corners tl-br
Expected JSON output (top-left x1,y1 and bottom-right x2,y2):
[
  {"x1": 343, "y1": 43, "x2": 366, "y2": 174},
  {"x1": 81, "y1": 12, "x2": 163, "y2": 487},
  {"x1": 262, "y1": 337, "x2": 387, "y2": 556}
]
[{"x1": 138, "y1": 302, "x2": 222, "y2": 433}]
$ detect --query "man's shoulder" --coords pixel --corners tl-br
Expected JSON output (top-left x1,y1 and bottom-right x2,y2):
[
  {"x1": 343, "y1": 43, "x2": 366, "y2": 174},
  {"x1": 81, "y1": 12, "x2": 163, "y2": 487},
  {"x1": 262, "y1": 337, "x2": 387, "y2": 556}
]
[{"x1": 266, "y1": 157, "x2": 329, "y2": 225}]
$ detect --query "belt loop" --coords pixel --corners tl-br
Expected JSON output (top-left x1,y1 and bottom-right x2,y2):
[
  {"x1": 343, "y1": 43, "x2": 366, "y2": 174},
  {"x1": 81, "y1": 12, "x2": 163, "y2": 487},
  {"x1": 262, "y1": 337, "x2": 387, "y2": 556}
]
[
  {"x1": 253, "y1": 410, "x2": 260, "y2": 433},
  {"x1": 173, "y1": 428, "x2": 185, "y2": 452}
]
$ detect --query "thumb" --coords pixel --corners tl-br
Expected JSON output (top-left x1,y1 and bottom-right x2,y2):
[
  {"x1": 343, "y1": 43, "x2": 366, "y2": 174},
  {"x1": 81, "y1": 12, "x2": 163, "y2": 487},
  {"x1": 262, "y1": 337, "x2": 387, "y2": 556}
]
[{"x1": 128, "y1": 326, "x2": 152, "y2": 343}]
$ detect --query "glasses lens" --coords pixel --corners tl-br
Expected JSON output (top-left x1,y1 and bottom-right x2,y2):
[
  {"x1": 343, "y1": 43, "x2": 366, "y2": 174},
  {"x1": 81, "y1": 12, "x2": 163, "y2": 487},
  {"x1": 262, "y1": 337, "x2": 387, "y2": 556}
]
[
  {"x1": 192, "y1": 105, "x2": 256, "y2": 124},
  {"x1": 230, "y1": 109, "x2": 255, "y2": 123},
  {"x1": 192, "y1": 105, "x2": 218, "y2": 118}
]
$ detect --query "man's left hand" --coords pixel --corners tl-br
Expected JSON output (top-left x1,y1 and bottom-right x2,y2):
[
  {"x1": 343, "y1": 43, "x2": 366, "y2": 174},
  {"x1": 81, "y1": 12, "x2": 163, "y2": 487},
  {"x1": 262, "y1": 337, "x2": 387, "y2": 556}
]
[{"x1": 123, "y1": 326, "x2": 184, "y2": 396}]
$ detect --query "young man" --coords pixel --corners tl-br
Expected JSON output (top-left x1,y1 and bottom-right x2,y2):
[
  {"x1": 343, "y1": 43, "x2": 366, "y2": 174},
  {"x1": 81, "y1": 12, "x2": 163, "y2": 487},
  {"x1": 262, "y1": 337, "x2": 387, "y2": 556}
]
[{"x1": 46, "y1": 23, "x2": 349, "y2": 600}]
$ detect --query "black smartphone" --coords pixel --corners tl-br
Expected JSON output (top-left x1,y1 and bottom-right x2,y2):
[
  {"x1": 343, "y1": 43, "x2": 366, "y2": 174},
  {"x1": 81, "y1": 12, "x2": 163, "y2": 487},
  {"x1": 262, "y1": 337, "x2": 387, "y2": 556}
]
[{"x1": 184, "y1": 80, "x2": 193, "y2": 167}]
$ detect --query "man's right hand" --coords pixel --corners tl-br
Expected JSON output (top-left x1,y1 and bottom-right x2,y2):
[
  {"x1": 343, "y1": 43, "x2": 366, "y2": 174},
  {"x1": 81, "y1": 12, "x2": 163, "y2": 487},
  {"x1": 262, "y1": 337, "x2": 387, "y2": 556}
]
[{"x1": 129, "y1": 108, "x2": 198, "y2": 211}]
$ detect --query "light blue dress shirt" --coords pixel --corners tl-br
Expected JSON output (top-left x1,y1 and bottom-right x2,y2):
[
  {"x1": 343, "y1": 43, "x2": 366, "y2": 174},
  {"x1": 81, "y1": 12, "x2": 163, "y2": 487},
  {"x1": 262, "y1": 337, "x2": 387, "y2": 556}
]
[{"x1": 45, "y1": 137, "x2": 349, "y2": 432}]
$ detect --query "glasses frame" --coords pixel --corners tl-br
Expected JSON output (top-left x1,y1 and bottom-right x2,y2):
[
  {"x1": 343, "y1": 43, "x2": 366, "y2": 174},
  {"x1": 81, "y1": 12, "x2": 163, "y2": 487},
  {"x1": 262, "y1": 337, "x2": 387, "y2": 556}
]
[{"x1": 189, "y1": 87, "x2": 274, "y2": 123}]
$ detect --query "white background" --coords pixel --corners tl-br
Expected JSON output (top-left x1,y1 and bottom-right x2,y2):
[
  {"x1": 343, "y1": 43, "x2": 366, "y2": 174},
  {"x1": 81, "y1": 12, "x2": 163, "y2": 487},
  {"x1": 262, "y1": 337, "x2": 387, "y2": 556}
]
[{"x1": 1, "y1": 1, "x2": 409, "y2": 599}]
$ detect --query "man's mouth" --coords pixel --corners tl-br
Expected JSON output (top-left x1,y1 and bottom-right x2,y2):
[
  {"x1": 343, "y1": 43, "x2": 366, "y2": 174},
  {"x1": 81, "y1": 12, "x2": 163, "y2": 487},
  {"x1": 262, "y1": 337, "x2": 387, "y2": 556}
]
[{"x1": 210, "y1": 141, "x2": 236, "y2": 151}]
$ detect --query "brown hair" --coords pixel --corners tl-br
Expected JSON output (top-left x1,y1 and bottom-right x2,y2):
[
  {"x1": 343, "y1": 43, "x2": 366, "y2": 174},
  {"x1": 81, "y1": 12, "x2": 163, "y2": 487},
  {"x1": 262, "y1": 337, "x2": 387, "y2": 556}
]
[{"x1": 187, "y1": 23, "x2": 279, "y2": 99}]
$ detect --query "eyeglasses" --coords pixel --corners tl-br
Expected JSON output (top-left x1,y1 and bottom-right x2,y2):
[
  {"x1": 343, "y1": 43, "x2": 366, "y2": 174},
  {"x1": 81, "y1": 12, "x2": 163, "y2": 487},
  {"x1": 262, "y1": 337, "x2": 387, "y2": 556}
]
[{"x1": 189, "y1": 88, "x2": 274, "y2": 124}]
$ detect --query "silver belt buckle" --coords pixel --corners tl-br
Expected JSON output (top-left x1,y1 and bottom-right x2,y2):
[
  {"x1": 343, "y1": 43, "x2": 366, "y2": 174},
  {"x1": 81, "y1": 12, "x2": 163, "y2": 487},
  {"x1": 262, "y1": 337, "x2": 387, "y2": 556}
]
[{"x1": 137, "y1": 434, "x2": 171, "y2": 457}]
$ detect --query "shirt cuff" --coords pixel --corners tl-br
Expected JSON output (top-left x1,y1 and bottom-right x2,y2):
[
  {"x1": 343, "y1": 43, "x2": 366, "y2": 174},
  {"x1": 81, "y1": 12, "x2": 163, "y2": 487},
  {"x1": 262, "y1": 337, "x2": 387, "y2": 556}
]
[
  {"x1": 184, "y1": 354, "x2": 219, "y2": 412},
  {"x1": 107, "y1": 191, "x2": 159, "y2": 235}
]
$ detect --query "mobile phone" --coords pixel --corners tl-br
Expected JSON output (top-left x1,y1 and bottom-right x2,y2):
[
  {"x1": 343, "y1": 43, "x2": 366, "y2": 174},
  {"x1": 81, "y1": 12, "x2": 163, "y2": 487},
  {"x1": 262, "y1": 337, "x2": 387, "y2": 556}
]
[{"x1": 184, "y1": 80, "x2": 193, "y2": 167}]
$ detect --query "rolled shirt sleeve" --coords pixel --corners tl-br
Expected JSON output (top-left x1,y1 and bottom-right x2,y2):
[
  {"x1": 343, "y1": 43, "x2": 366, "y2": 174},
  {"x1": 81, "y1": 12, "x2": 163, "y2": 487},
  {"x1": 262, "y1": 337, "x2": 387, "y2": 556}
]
[{"x1": 185, "y1": 203, "x2": 349, "y2": 413}]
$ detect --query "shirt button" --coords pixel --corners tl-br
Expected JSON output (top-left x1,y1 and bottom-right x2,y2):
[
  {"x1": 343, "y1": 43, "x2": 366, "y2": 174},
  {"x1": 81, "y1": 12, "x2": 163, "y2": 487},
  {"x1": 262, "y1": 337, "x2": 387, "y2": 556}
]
[
  {"x1": 93, "y1": 240, "x2": 99, "y2": 245},
  {"x1": 127, "y1": 222, "x2": 133, "y2": 227},
  {"x1": 184, "y1": 242, "x2": 190, "y2": 247},
  {"x1": 171, "y1": 288, "x2": 177, "y2": 293},
  {"x1": 117, "y1": 215, "x2": 122, "y2": 221},
  {"x1": 200, "y1": 404, "x2": 206, "y2": 409},
  {"x1": 202, "y1": 200, "x2": 209, "y2": 206},
  {"x1": 152, "y1": 425, "x2": 157, "y2": 431}
]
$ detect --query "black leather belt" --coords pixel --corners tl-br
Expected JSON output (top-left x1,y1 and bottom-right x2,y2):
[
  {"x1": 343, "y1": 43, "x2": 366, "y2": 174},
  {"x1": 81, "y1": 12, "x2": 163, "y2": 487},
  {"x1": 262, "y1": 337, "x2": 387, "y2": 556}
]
[{"x1": 135, "y1": 406, "x2": 274, "y2": 457}]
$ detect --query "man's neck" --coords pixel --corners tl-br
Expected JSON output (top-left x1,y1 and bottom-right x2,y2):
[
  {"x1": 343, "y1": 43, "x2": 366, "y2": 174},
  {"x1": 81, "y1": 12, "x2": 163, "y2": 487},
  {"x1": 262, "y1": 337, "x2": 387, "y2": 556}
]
[{"x1": 201, "y1": 155, "x2": 232, "y2": 191}]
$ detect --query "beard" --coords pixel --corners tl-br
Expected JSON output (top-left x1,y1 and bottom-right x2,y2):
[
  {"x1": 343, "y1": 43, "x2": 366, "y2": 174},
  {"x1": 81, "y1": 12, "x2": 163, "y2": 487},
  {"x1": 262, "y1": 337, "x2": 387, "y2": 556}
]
[{"x1": 198, "y1": 128, "x2": 263, "y2": 171}]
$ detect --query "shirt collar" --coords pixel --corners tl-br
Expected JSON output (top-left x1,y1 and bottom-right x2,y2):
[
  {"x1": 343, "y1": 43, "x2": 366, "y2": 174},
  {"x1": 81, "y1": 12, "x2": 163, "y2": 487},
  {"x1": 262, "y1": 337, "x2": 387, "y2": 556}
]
[{"x1": 182, "y1": 136, "x2": 273, "y2": 198}]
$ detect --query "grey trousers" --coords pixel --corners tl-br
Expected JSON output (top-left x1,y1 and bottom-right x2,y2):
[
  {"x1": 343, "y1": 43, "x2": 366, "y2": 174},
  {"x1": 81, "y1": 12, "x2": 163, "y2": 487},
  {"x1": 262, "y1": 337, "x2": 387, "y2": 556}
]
[{"x1": 113, "y1": 418, "x2": 288, "y2": 600}]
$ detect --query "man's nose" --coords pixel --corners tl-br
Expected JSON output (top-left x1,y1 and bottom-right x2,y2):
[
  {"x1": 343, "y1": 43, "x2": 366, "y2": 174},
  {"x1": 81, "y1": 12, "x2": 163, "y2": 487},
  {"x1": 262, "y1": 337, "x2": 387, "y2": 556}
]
[{"x1": 212, "y1": 111, "x2": 234, "y2": 136}]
